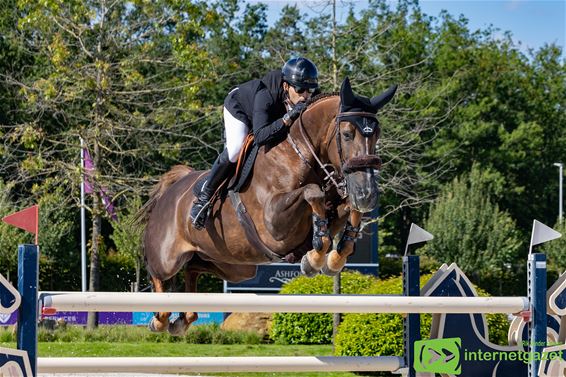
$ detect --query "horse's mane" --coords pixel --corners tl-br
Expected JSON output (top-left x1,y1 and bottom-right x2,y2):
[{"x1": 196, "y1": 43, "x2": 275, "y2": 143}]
[
  {"x1": 133, "y1": 165, "x2": 192, "y2": 225},
  {"x1": 305, "y1": 92, "x2": 339, "y2": 108}
]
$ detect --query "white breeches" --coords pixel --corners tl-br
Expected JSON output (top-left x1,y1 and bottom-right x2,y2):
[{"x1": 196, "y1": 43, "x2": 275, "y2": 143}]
[{"x1": 224, "y1": 106, "x2": 249, "y2": 163}]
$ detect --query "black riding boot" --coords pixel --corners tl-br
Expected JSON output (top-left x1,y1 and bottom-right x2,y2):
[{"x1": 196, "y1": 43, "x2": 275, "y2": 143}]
[{"x1": 190, "y1": 149, "x2": 234, "y2": 230}]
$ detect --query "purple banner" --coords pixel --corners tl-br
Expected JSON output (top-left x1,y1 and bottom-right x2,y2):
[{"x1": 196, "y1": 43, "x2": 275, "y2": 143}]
[
  {"x1": 99, "y1": 312, "x2": 132, "y2": 325},
  {"x1": 0, "y1": 312, "x2": 17, "y2": 325},
  {"x1": 0, "y1": 310, "x2": 223, "y2": 326}
]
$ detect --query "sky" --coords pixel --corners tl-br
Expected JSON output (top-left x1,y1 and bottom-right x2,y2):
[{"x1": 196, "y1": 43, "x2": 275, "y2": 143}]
[{"x1": 248, "y1": 0, "x2": 565, "y2": 56}]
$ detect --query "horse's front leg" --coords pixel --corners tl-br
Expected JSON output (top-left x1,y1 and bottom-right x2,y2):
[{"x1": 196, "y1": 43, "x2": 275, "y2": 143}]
[
  {"x1": 323, "y1": 210, "x2": 362, "y2": 276},
  {"x1": 300, "y1": 184, "x2": 333, "y2": 277}
]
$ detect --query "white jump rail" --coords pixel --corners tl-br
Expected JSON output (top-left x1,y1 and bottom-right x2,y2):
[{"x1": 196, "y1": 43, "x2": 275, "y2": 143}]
[
  {"x1": 40, "y1": 292, "x2": 530, "y2": 314},
  {"x1": 37, "y1": 356, "x2": 403, "y2": 373}
]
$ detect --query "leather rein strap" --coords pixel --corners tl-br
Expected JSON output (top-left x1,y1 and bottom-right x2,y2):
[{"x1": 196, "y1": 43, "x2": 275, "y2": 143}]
[{"x1": 287, "y1": 113, "x2": 348, "y2": 198}]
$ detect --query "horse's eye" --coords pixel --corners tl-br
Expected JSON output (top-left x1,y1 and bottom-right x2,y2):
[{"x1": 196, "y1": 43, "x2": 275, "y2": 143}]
[{"x1": 342, "y1": 131, "x2": 354, "y2": 141}]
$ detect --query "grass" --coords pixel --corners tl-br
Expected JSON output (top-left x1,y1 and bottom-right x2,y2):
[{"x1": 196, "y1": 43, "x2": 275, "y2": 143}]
[
  {"x1": 0, "y1": 324, "x2": 263, "y2": 344},
  {"x1": 0, "y1": 325, "x2": 397, "y2": 376},
  {"x1": 0, "y1": 342, "x2": 390, "y2": 377}
]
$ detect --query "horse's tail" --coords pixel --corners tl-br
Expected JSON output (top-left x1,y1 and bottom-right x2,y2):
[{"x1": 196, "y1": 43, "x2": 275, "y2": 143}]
[{"x1": 133, "y1": 165, "x2": 193, "y2": 225}]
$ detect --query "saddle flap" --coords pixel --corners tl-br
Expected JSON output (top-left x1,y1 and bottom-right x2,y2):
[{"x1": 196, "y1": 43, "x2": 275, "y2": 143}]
[
  {"x1": 230, "y1": 135, "x2": 259, "y2": 193},
  {"x1": 193, "y1": 134, "x2": 259, "y2": 202}
]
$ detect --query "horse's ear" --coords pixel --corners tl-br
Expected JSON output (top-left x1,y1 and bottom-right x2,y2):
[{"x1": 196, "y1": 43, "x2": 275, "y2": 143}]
[
  {"x1": 370, "y1": 84, "x2": 398, "y2": 112},
  {"x1": 340, "y1": 77, "x2": 356, "y2": 107}
]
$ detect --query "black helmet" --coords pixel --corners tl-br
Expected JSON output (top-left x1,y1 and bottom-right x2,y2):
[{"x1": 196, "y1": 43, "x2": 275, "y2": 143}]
[{"x1": 282, "y1": 57, "x2": 319, "y2": 89}]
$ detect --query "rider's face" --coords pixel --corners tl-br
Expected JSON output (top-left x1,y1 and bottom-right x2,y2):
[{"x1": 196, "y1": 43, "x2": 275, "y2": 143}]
[{"x1": 284, "y1": 82, "x2": 314, "y2": 105}]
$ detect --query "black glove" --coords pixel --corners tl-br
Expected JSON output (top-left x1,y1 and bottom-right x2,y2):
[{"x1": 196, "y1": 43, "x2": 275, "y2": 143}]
[{"x1": 283, "y1": 102, "x2": 306, "y2": 126}]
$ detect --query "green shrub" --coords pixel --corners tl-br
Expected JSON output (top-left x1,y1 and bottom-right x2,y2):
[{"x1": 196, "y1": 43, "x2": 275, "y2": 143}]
[
  {"x1": 377, "y1": 256, "x2": 402, "y2": 279},
  {"x1": 335, "y1": 274, "x2": 510, "y2": 362},
  {"x1": 270, "y1": 271, "x2": 378, "y2": 344},
  {"x1": 335, "y1": 274, "x2": 433, "y2": 358},
  {"x1": 0, "y1": 327, "x2": 14, "y2": 343}
]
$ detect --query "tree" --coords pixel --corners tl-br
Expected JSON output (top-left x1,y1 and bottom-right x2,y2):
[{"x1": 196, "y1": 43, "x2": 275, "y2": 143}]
[
  {"x1": 110, "y1": 195, "x2": 143, "y2": 291},
  {"x1": 542, "y1": 220, "x2": 566, "y2": 275},
  {"x1": 0, "y1": 181, "x2": 27, "y2": 283},
  {"x1": 422, "y1": 164, "x2": 523, "y2": 294},
  {"x1": 0, "y1": 0, "x2": 563, "y2": 301},
  {"x1": 6, "y1": 0, "x2": 220, "y2": 327},
  {"x1": 425, "y1": 13, "x2": 566, "y2": 232}
]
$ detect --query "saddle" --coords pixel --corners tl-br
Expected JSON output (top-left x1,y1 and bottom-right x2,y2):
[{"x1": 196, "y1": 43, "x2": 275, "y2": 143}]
[{"x1": 193, "y1": 134, "x2": 258, "y2": 198}]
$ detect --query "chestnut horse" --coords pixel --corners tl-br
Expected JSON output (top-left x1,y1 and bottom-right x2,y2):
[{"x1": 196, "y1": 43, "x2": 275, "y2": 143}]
[{"x1": 139, "y1": 78, "x2": 397, "y2": 335}]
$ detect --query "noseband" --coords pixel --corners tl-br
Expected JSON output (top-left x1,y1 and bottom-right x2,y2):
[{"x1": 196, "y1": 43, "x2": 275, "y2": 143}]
[{"x1": 286, "y1": 106, "x2": 381, "y2": 199}]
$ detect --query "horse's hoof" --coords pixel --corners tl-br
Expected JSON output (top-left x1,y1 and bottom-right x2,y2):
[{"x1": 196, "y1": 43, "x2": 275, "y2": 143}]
[
  {"x1": 148, "y1": 317, "x2": 168, "y2": 333},
  {"x1": 321, "y1": 263, "x2": 341, "y2": 276},
  {"x1": 300, "y1": 255, "x2": 320, "y2": 277},
  {"x1": 168, "y1": 317, "x2": 189, "y2": 337}
]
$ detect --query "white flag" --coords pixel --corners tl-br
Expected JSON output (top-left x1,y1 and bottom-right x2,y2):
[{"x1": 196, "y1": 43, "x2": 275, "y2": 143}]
[
  {"x1": 530, "y1": 219, "x2": 561, "y2": 254},
  {"x1": 407, "y1": 223, "x2": 434, "y2": 245},
  {"x1": 404, "y1": 223, "x2": 434, "y2": 255}
]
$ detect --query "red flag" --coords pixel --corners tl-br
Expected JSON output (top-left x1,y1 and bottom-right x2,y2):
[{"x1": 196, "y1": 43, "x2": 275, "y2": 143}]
[{"x1": 2, "y1": 205, "x2": 39, "y2": 245}]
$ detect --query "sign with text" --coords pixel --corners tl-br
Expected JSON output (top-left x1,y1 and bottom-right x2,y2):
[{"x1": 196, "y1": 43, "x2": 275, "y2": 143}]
[{"x1": 225, "y1": 263, "x2": 378, "y2": 292}]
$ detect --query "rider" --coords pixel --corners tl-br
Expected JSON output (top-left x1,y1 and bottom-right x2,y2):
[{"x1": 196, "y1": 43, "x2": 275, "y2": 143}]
[{"x1": 190, "y1": 57, "x2": 319, "y2": 230}]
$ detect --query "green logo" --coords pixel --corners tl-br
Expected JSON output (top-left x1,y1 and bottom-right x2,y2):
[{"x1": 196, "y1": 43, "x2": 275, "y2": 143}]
[{"x1": 414, "y1": 337, "x2": 462, "y2": 375}]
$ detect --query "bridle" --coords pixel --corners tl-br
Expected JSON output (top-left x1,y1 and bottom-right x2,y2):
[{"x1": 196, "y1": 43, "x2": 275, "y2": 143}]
[
  {"x1": 335, "y1": 111, "x2": 382, "y2": 174},
  {"x1": 286, "y1": 103, "x2": 382, "y2": 198}
]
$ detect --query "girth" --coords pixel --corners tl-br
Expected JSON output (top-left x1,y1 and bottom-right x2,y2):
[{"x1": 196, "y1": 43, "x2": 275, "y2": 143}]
[{"x1": 227, "y1": 191, "x2": 312, "y2": 264}]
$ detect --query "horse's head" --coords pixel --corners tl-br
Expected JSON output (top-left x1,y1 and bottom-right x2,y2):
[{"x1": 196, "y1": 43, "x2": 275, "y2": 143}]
[{"x1": 330, "y1": 78, "x2": 397, "y2": 213}]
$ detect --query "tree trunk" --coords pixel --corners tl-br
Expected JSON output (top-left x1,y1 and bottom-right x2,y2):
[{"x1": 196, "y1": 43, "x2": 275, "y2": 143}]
[
  {"x1": 87, "y1": 191, "x2": 101, "y2": 329},
  {"x1": 87, "y1": 9, "x2": 107, "y2": 329},
  {"x1": 135, "y1": 257, "x2": 141, "y2": 292}
]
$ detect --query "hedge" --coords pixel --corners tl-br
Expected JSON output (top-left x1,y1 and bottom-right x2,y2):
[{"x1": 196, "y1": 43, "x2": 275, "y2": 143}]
[
  {"x1": 272, "y1": 270, "x2": 510, "y2": 351},
  {"x1": 335, "y1": 274, "x2": 510, "y2": 358},
  {"x1": 270, "y1": 271, "x2": 377, "y2": 344}
]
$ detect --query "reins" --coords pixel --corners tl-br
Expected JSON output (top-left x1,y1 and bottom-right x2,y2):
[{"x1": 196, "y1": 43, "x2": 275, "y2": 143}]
[{"x1": 286, "y1": 110, "x2": 348, "y2": 198}]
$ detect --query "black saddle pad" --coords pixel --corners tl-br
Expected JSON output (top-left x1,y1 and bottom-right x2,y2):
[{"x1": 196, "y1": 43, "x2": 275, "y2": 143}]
[
  {"x1": 193, "y1": 143, "x2": 260, "y2": 197},
  {"x1": 230, "y1": 143, "x2": 259, "y2": 193}
]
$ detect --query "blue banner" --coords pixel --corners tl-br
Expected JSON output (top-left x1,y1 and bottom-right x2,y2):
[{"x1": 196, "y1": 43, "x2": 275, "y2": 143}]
[{"x1": 225, "y1": 263, "x2": 378, "y2": 291}]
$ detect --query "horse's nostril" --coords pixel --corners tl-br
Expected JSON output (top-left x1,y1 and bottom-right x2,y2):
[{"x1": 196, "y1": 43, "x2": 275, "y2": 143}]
[{"x1": 356, "y1": 187, "x2": 370, "y2": 198}]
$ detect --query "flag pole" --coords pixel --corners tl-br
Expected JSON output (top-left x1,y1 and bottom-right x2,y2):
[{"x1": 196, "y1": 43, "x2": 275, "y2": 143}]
[
  {"x1": 34, "y1": 205, "x2": 38, "y2": 245},
  {"x1": 80, "y1": 137, "x2": 87, "y2": 292}
]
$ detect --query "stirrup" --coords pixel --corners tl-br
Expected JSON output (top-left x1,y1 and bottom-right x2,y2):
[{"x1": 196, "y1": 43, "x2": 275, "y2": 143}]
[{"x1": 190, "y1": 201, "x2": 211, "y2": 230}]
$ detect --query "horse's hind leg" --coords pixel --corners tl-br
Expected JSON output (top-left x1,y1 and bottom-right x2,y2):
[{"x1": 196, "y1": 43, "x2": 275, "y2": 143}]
[
  {"x1": 168, "y1": 268, "x2": 199, "y2": 336},
  {"x1": 148, "y1": 276, "x2": 171, "y2": 333}
]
